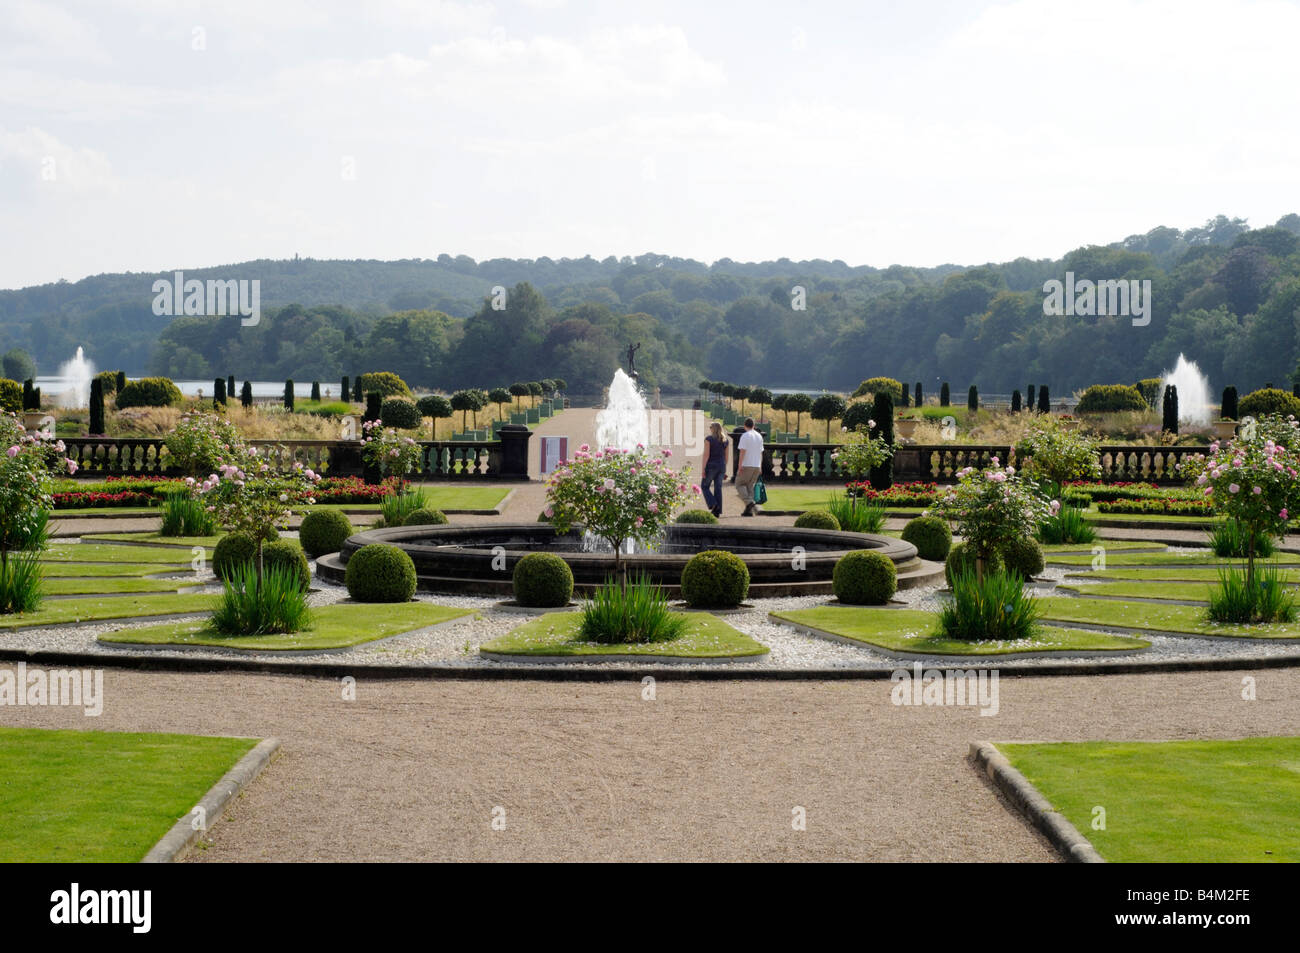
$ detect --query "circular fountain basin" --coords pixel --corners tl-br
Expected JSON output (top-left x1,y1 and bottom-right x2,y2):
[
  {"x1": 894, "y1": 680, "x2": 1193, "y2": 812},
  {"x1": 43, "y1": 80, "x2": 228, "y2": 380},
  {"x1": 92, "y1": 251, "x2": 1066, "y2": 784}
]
[{"x1": 316, "y1": 523, "x2": 930, "y2": 598}]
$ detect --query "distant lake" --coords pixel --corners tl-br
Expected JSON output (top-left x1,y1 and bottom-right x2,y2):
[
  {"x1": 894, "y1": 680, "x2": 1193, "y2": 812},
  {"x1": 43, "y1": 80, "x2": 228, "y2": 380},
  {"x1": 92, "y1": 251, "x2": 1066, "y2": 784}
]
[{"x1": 36, "y1": 378, "x2": 349, "y2": 399}]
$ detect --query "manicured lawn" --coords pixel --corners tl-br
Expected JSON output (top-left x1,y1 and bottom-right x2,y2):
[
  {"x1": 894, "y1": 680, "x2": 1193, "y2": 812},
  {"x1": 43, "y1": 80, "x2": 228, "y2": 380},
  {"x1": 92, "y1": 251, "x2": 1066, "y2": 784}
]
[
  {"x1": 1080, "y1": 567, "x2": 1300, "y2": 583},
  {"x1": 1037, "y1": 596, "x2": 1300, "y2": 639},
  {"x1": 100, "y1": 603, "x2": 473, "y2": 651},
  {"x1": 39, "y1": 561, "x2": 193, "y2": 578},
  {"x1": 1054, "y1": 581, "x2": 1214, "y2": 602},
  {"x1": 1047, "y1": 552, "x2": 1300, "y2": 567},
  {"x1": 43, "y1": 544, "x2": 210, "y2": 564},
  {"x1": 482, "y1": 612, "x2": 768, "y2": 658},
  {"x1": 997, "y1": 738, "x2": 1300, "y2": 862},
  {"x1": 396, "y1": 485, "x2": 511, "y2": 510},
  {"x1": 772, "y1": 607, "x2": 1147, "y2": 655},
  {"x1": 0, "y1": 594, "x2": 217, "y2": 630},
  {"x1": 1085, "y1": 508, "x2": 1218, "y2": 525},
  {"x1": 42, "y1": 576, "x2": 202, "y2": 596},
  {"x1": 84, "y1": 533, "x2": 223, "y2": 549},
  {"x1": 763, "y1": 488, "x2": 856, "y2": 510},
  {"x1": 0, "y1": 727, "x2": 257, "y2": 862},
  {"x1": 1040, "y1": 540, "x2": 1158, "y2": 553}
]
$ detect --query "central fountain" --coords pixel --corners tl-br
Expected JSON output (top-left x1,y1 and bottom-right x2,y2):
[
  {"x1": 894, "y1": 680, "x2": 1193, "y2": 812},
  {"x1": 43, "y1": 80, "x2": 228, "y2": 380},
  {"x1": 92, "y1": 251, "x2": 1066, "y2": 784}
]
[
  {"x1": 317, "y1": 369, "x2": 935, "y2": 596},
  {"x1": 56, "y1": 346, "x2": 95, "y2": 409},
  {"x1": 1162, "y1": 353, "x2": 1211, "y2": 426}
]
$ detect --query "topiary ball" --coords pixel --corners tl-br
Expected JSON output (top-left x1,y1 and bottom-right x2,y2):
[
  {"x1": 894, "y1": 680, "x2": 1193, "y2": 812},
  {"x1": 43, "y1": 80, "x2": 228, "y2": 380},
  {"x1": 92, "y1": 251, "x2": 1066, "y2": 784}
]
[
  {"x1": 298, "y1": 509, "x2": 354, "y2": 558},
  {"x1": 345, "y1": 543, "x2": 418, "y2": 603},
  {"x1": 403, "y1": 507, "x2": 448, "y2": 526},
  {"x1": 213, "y1": 530, "x2": 279, "y2": 581},
  {"x1": 262, "y1": 539, "x2": 312, "y2": 592},
  {"x1": 680, "y1": 550, "x2": 750, "y2": 608},
  {"x1": 380, "y1": 396, "x2": 422, "y2": 429},
  {"x1": 512, "y1": 552, "x2": 574, "y2": 607},
  {"x1": 832, "y1": 550, "x2": 897, "y2": 604},
  {"x1": 1000, "y1": 536, "x2": 1045, "y2": 581},
  {"x1": 901, "y1": 515, "x2": 952, "y2": 561},
  {"x1": 675, "y1": 509, "x2": 719, "y2": 524},
  {"x1": 944, "y1": 541, "x2": 1005, "y2": 587},
  {"x1": 794, "y1": 510, "x2": 841, "y2": 531}
]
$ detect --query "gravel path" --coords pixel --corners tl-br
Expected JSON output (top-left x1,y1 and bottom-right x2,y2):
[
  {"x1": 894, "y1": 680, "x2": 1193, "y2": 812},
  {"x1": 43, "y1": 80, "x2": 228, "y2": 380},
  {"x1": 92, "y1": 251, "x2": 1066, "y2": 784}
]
[{"x1": 2, "y1": 665, "x2": 1295, "y2": 862}]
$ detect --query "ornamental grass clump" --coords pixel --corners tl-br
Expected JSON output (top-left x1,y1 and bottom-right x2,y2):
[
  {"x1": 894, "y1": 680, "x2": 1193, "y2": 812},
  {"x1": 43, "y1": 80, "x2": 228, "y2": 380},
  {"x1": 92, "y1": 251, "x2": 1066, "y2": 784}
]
[
  {"x1": 159, "y1": 490, "x2": 217, "y2": 537},
  {"x1": 1207, "y1": 563, "x2": 1295, "y2": 625},
  {"x1": 580, "y1": 573, "x2": 688, "y2": 644},
  {"x1": 937, "y1": 565, "x2": 1041, "y2": 642},
  {"x1": 212, "y1": 561, "x2": 311, "y2": 635}
]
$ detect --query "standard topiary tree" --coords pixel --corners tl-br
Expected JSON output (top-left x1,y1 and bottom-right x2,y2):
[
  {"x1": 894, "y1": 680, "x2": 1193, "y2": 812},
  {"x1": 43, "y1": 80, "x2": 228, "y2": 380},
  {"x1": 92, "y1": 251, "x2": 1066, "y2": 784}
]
[
  {"x1": 89, "y1": 378, "x2": 105, "y2": 435},
  {"x1": 784, "y1": 392, "x2": 812, "y2": 435},
  {"x1": 750, "y1": 386, "x2": 773, "y2": 423},
  {"x1": 511, "y1": 552, "x2": 574, "y2": 607},
  {"x1": 345, "y1": 543, "x2": 417, "y2": 602},
  {"x1": 675, "y1": 509, "x2": 719, "y2": 524},
  {"x1": 680, "y1": 550, "x2": 750, "y2": 608},
  {"x1": 793, "y1": 510, "x2": 840, "y2": 530},
  {"x1": 417, "y1": 394, "x2": 453, "y2": 437},
  {"x1": 1000, "y1": 536, "x2": 1045, "y2": 581},
  {"x1": 241, "y1": 380, "x2": 253, "y2": 408},
  {"x1": 832, "y1": 550, "x2": 897, "y2": 604},
  {"x1": 1221, "y1": 386, "x2": 1238, "y2": 420},
  {"x1": 380, "y1": 397, "x2": 421, "y2": 430},
  {"x1": 488, "y1": 387, "x2": 513, "y2": 419},
  {"x1": 901, "y1": 515, "x2": 952, "y2": 561},
  {"x1": 299, "y1": 510, "x2": 354, "y2": 558},
  {"x1": 940, "y1": 382, "x2": 950, "y2": 406},
  {"x1": 402, "y1": 507, "x2": 448, "y2": 526},
  {"x1": 284, "y1": 379, "x2": 295, "y2": 412},
  {"x1": 869, "y1": 391, "x2": 894, "y2": 490},
  {"x1": 811, "y1": 393, "x2": 847, "y2": 442}
]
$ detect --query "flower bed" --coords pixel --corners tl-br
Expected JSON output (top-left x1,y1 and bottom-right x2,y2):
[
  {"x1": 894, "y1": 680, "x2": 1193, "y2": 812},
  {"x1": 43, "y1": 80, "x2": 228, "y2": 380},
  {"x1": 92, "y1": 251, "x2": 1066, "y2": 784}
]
[
  {"x1": 1065, "y1": 481, "x2": 1200, "y2": 502},
  {"x1": 1096, "y1": 498, "x2": 1216, "y2": 515},
  {"x1": 844, "y1": 480, "x2": 941, "y2": 506},
  {"x1": 312, "y1": 476, "x2": 395, "y2": 504},
  {"x1": 52, "y1": 490, "x2": 157, "y2": 509}
]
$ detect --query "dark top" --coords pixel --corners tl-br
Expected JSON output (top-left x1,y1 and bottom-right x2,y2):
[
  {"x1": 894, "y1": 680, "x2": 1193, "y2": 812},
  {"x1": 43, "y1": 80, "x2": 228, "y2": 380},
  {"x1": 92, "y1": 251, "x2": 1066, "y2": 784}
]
[{"x1": 704, "y1": 434, "x2": 727, "y2": 469}]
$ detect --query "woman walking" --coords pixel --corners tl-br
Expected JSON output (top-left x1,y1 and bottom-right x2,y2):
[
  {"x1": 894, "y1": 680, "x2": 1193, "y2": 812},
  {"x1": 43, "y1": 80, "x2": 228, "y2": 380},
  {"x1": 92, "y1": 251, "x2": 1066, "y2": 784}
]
[{"x1": 699, "y1": 421, "x2": 728, "y2": 518}]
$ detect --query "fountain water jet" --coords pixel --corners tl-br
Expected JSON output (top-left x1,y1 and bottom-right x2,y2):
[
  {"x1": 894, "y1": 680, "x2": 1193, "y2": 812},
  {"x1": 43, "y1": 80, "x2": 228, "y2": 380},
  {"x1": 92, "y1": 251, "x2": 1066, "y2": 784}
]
[
  {"x1": 595, "y1": 368, "x2": 649, "y2": 450},
  {"x1": 1161, "y1": 353, "x2": 1211, "y2": 426},
  {"x1": 56, "y1": 346, "x2": 95, "y2": 409}
]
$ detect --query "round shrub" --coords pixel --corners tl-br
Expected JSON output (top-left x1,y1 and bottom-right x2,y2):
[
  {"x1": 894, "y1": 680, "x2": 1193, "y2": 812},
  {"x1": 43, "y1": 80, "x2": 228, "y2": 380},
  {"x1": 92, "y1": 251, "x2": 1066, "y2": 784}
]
[
  {"x1": 116, "y1": 377, "x2": 182, "y2": 408},
  {"x1": 417, "y1": 394, "x2": 452, "y2": 419},
  {"x1": 345, "y1": 543, "x2": 417, "y2": 602},
  {"x1": 380, "y1": 396, "x2": 421, "y2": 429},
  {"x1": 356, "y1": 371, "x2": 412, "y2": 399},
  {"x1": 1000, "y1": 536, "x2": 1045, "y2": 581},
  {"x1": 675, "y1": 509, "x2": 719, "y2": 524},
  {"x1": 794, "y1": 510, "x2": 841, "y2": 531},
  {"x1": 512, "y1": 552, "x2": 574, "y2": 607},
  {"x1": 944, "y1": 541, "x2": 1004, "y2": 587},
  {"x1": 402, "y1": 507, "x2": 448, "y2": 526},
  {"x1": 680, "y1": 550, "x2": 750, "y2": 608},
  {"x1": 213, "y1": 531, "x2": 281, "y2": 581},
  {"x1": 1075, "y1": 384, "x2": 1149, "y2": 414},
  {"x1": 0, "y1": 378, "x2": 21, "y2": 414},
  {"x1": 900, "y1": 515, "x2": 952, "y2": 561},
  {"x1": 1238, "y1": 387, "x2": 1300, "y2": 420},
  {"x1": 298, "y1": 509, "x2": 354, "y2": 558},
  {"x1": 262, "y1": 539, "x2": 312, "y2": 592},
  {"x1": 832, "y1": 550, "x2": 897, "y2": 605}
]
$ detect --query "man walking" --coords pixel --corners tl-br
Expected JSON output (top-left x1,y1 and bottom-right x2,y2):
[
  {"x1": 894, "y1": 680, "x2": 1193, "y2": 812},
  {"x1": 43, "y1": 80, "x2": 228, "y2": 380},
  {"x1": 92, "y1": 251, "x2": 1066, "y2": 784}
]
[{"x1": 736, "y1": 417, "x2": 764, "y2": 517}]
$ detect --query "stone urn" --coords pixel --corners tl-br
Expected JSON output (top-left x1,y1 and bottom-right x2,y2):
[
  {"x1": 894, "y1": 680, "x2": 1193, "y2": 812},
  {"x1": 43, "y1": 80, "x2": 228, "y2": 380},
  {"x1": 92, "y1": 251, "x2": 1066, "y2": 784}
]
[
  {"x1": 1059, "y1": 417, "x2": 1081, "y2": 431},
  {"x1": 23, "y1": 412, "x2": 55, "y2": 435},
  {"x1": 895, "y1": 418, "x2": 918, "y2": 439},
  {"x1": 1212, "y1": 419, "x2": 1238, "y2": 440}
]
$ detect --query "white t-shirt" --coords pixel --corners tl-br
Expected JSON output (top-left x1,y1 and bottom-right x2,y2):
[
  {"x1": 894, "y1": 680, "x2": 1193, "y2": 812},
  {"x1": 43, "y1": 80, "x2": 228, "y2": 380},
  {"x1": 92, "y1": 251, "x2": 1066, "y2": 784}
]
[{"x1": 738, "y1": 428, "x2": 764, "y2": 469}]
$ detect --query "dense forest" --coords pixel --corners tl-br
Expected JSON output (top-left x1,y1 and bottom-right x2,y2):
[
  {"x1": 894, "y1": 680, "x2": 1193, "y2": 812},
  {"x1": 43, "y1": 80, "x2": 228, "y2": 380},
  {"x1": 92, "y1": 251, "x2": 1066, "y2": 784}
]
[{"x1": 3, "y1": 213, "x2": 1299, "y2": 396}]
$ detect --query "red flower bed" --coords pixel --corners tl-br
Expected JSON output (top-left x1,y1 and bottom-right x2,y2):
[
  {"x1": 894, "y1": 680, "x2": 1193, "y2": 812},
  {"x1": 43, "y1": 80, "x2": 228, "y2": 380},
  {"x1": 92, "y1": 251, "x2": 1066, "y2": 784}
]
[
  {"x1": 844, "y1": 480, "x2": 941, "y2": 506},
  {"x1": 311, "y1": 477, "x2": 395, "y2": 503},
  {"x1": 52, "y1": 491, "x2": 156, "y2": 509}
]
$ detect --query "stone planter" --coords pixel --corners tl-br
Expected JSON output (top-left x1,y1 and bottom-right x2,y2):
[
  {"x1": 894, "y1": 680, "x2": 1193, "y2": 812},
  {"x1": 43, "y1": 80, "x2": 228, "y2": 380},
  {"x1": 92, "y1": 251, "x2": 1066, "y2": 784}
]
[
  {"x1": 1059, "y1": 418, "x2": 1081, "y2": 431},
  {"x1": 1212, "y1": 419, "x2": 1238, "y2": 439},
  {"x1": 23, "y1": 411, "x2": 55, "y2": 435},
  {"x1": 895, "y1": 419, "x2": 918, "y2": 439}
]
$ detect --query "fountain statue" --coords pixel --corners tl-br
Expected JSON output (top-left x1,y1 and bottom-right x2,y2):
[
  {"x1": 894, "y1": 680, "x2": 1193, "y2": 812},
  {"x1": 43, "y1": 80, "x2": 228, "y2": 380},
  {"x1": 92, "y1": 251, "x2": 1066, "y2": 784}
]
[
  {"x1": 625, "y1": 342, "x2": 640, "y2": 380},
  {"x1": 1162, "y1": 353, "x2": 1210, "y2": 426},
  {"x1": 56, "y1": 346, "x2": 95, "y2": 409},
  {"x1": 595, "y1": 368, "x2": 650, "y2": 451}
]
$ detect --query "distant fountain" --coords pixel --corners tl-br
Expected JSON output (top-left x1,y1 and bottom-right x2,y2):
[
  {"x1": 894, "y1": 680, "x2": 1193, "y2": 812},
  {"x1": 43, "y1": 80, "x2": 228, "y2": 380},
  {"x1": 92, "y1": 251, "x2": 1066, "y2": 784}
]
[
  {"x1": 595, "y1": 368, "x2": 649, "y2": 450},
  {"x1": 56, "y1": 346, "x2": 95, "y2": 409},
  {"x1": 1162, "y1": 353, "x2": 1211, "y2": 426}
]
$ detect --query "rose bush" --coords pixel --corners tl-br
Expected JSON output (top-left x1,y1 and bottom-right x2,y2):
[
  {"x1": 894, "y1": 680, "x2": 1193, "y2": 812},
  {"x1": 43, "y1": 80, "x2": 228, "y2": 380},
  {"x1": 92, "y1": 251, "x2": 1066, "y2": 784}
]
[
  {"x1": 164, "y1": 412, "x2": 246, "y2": 477},
  {"x1": 928, "y1": 457, "x2": 1055, "y2": 577},
  {"x1": 360, "y1": 420, "x2": 423, "y2": 485}
]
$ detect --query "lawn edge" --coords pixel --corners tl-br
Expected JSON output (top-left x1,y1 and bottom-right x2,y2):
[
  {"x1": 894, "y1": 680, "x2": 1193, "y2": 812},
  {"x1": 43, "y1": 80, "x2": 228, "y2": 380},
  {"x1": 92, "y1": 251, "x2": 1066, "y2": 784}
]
[
  {"x1": 969, "y1": 741, "x2": 1105, "y2": 864},
  {"x1": 141, "y1": 737, "x2": 280, "y2": 863}
]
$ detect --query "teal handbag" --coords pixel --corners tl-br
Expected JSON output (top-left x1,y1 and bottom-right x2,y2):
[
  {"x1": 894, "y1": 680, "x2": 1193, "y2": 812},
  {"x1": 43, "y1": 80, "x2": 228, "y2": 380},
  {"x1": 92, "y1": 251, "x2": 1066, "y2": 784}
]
[{"x1": 753, "y1": 478, "x2": 768, "y2": 505}]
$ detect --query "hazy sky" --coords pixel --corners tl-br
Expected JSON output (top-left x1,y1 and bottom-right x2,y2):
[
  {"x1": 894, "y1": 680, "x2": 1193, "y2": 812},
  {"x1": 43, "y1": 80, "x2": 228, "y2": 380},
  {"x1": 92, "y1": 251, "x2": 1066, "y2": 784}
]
[{"x1": 3, "y1": 0, "x2": 1298, "y2": 288}]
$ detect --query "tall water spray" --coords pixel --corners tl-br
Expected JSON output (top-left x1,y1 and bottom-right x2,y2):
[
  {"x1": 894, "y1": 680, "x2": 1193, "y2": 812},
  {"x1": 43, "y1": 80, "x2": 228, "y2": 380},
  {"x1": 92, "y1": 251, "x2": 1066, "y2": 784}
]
[
  {"x1": 596, "y1": 368, "x2": 650, "y2": 450},
  {"x1": 1162, "y1": 353, "x2": 1210, "y2": 426},
  {"x1": 56, "y1": 346, "x2": 95, "y2": 409}
]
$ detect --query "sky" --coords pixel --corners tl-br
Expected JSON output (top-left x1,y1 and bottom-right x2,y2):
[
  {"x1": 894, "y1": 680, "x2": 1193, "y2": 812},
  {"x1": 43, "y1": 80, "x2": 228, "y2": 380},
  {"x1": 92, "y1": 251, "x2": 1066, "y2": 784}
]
[{"x1": 2, "y1": 0, "x2": 1299, "y2": 289}]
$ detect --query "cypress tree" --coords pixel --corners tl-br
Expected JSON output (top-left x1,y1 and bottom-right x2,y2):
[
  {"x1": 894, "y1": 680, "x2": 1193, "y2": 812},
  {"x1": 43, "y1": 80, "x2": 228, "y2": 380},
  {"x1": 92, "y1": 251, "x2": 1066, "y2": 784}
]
[
  {"x1": 1011, "y1": 389, "x2": 1021, "y2": 413},
  {"x1": 227, "y1": 375, "x2": 235, "y2": 400},
  {"x1": 22, "y1": 379, "x2": 33, "y2": 411},
  {"x1": 116, "y1": 370, "x2": 126, "y2": 393},
  {"x1": 898, "y1": 381, "x2": 909, "y2": 408},
  {"x1": 89, "y1": 378, "x2": 105, "y2": 435},
  {"x1": 311, "y1": 381, "x2": 321, "y2": 402},
  {"x1": 31, "y1": 387, "x2": 40, "y2": 408},
  {"x1": 284, "y1": 380, "x2": 295, "y2": 411},
  {"x1": 342, "y1": 376, "x2": 350, "y2": 403},
  {"x1": 967, "y1": 385, "x2": 978, "y2": 412},
  {"x1": 1221, "y1": 386, "x2": 1238, "y2": 420},
  {"x1": 914, "y1": 382, "x2": 922, "y2": 407},
  {"x1": 365, "y1": 392, "x2": 381, "y2": 422},
  {"x1": 1162, "y1": 385, "x2": 1179, "y2": 433},
  {"x1": 353, "y1": 376, "x2": 364, "y2": 402},
  {"x1": 939, "y1": 382, "x2": 950, "y2": 407},
  {"x1": 1037, "y1": 385, "x2": 1050, "y2": 413},
  {"x1": 241, "y1": 380, "x2": 253, "y2": 408},
  {"x1": 869, "y1": 392, "x2": 894, "y2": 490},
  {"x1": 214, "y1": 378, "x2": 226, "y2": 407}
]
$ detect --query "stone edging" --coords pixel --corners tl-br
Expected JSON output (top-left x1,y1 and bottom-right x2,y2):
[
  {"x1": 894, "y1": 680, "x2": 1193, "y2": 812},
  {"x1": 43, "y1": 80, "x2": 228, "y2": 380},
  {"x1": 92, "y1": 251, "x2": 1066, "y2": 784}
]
[
  {"x1": 141, "y1": 737, "x2": 280, "y2": 863},
  {"x1": 969, "y1": 741, "x2": 1104, "y2": 863},
  {"x1": 479, "y1": 649, "x2": 767, "y2": 665}
]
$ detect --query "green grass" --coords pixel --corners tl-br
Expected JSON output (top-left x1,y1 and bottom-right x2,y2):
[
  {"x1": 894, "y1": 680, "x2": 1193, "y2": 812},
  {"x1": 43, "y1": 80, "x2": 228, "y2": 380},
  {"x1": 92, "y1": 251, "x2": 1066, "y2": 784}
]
[
  {"x1": 1084, "y1": 506, "x2": 1218, "y2": 525},
  {"x1": 482, "y1": 611, "x2": 768, "y2": 658},
  {"x1": 0, "y1": 593, "x2": 217, "y2": 630},
  {"x1": 43, "y1": 544, "x2": 211, "y2": 564},
  {"x1": 771, "y1": 607, "x2": 1147, "y2": 655},
  {"x1": 0, "y1": 726, "x2": 257, "y2": 862},
  {"x1": 1037, "y1": 596, "x2": 1300, "y2": 638},
  {"x1": 997, "y1": 738, "x2": 1300, "y2": 862},
  {"x1": 99, "y1": 602, "x2": 473, "y2": 650},
  {"x1": 763, "y1": 487, "x2": 854, "y2": 510},
  {"x1": 394, "y1": 485, "x2": 508, "y2": 510},
  {"x1": 1039, "y1": 540, "x2": 1157, "y2": 553},
  {"x1": 83, "y1": 533, "x2": 223, "y2": 548},
  {"x1": 1054, "y1": 581, "x2": 1215, "y2": 602},
  {"x1": 1079, "y1": 567, "x2": 1300, "y2": 583},
  {"x1": 1048, "y1": 552, "x2": 1300, "y2": 567},
  {"x1": 38, "y1": 561, "x2": 193, "y2": 578},
  {"x1": 42, "y1": 576, "x2": 201, "y2": 596}
]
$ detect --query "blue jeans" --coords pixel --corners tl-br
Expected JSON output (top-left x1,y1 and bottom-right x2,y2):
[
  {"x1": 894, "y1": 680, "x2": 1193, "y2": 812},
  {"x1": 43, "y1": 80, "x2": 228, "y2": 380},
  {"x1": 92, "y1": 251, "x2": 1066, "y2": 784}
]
[{"x1": 701, "y1": 465, "x2": 725, "y2": 513}]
